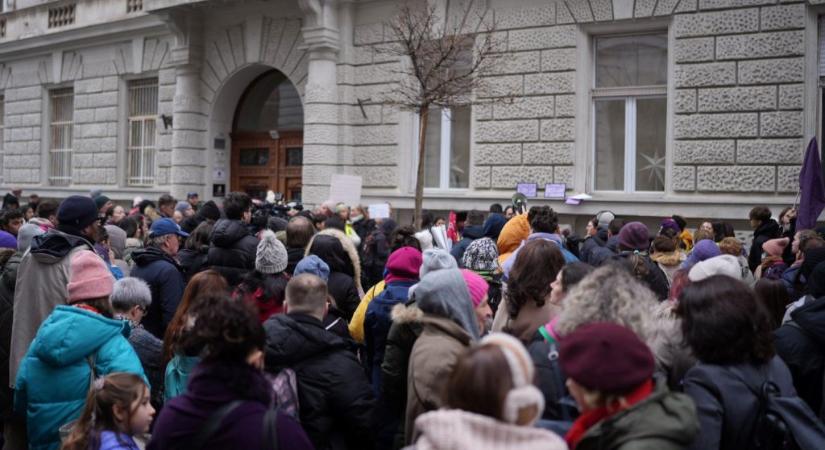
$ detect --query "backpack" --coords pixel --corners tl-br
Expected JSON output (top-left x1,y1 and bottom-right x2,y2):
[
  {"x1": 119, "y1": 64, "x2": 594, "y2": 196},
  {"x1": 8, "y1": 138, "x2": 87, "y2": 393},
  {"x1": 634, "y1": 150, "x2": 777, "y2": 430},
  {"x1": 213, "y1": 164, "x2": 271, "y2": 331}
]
[
  {"x1": 191, "y1": 401, "x2": 281, "y2": 450},
  {"x1": 266, "y1": 368, "x2": 300, "y2": 421},
  {"x1": 533, "y1": 327, "x2": 577, "y2": 436},
  {"x1": 729, "y1": 365, "x2": 825, "y2": 450}
]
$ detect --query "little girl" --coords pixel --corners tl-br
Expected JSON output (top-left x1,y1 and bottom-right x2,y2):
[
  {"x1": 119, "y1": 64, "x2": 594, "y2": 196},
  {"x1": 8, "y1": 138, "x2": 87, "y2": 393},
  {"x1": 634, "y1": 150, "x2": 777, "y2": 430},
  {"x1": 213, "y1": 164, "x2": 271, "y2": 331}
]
[{"x1": 62, "y1": 373, "x2": 156, "y2": 450}]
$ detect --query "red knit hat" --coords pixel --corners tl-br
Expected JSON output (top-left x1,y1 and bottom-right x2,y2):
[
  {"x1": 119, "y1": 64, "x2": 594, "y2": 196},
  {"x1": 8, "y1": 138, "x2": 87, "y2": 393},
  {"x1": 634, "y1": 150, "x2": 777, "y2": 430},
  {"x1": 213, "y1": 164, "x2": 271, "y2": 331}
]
[
  {"x1": 559, "y1": 322, "x2": 654, "y2": 394},
  {"x1": 67, "y1": 250, "x2": 114, "y2": 303}
]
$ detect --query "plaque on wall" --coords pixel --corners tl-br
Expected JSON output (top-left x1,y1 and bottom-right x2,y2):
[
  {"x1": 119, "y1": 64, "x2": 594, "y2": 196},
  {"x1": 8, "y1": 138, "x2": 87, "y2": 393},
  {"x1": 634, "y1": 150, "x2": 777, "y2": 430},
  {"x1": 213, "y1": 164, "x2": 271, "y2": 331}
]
[{"x1": 213, "y1": 184, "x2": 226, "y2": 197}]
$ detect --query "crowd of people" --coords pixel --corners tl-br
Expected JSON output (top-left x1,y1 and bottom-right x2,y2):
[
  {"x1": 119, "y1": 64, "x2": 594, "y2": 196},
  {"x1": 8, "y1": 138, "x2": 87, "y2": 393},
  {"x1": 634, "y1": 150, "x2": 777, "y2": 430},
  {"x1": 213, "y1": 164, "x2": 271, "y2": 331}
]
[{"x1": 0, "y1": 188, "x2": 822, "y2": 449}]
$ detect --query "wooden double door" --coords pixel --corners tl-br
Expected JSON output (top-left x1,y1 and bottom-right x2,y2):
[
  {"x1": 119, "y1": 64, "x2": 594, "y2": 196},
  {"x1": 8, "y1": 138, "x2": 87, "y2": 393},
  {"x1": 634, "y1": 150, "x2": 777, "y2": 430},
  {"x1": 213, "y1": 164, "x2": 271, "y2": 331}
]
[{"x1": 230, "y1": 131, "x2": 303, "y2": 201}]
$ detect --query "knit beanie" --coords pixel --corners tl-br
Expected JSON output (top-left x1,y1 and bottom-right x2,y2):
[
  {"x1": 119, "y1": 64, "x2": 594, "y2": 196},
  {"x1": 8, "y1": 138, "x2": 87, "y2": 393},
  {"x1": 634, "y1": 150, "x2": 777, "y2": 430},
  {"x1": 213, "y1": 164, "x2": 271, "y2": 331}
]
[
  {"x1": 175, "y1": 201, "x2": 192, "y2": 213},
  {"x1": 461, "y1": 269, "x2": 489, "y2": 307},
  {"x1": 420, "y1": 248, "x2": 457, "y2": 278},
  {"x1": 660, "y1": 218, "x2": 680, "y2": 235},
  {"x1": 559, "y1": 322, "x2": 654, "y2": 394},
  {"x1": 682, "y1": 239, "x2": 721, "y2": 269},
  {"x1": 294, "y1": 255, "x2": 330, "y2": 282},
  {"x1": 762, "y1": 237, "x2": 789, "y2": 258},
  {"x1": 16, "y1": 223, "x2": 44, "y2": 252},
  {"x1": 618, "y1": 222, "x2": 650, "y2": 251},
  {"x1": 0, "y1": 231, "x2": 16, "y2": 250},
  {"x1": 385, "y1": 247, "x2": 423, "y2": 282},
  {"x1": 688, "y1": 254, "x2": 742, "y2": 282},
  {"x1": 198, "y1": 200, "x2": 221, "y2": 221},
  {"x1": 93, "y1": 195, "x2": 110, "y2": 211},
  {"x1": 256, "y1": 230, "x2": 288, "y2": 274},
  {"x1": 58, "y1": 196, "x2": 99, "y2": 233},
  {"x1": 67, "y1": 250, "x2": 114, "y2": 303},
  {"x1": 462, "y1": 237, "x2": 499, "y2": 272}
]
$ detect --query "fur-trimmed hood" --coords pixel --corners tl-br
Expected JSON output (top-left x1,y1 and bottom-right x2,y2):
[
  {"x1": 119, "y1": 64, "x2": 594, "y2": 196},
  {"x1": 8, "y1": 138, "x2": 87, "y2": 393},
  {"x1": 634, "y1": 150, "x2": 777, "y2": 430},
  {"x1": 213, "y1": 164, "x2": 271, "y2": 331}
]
[
  {"x1": 390, "y1": 302, "x2": 422, "y2": 324},
  {"x1": 651, "y1": 251, "x2": 685, "y2": 267},
  {"x1": 306, "y1": 228, "x2": 363, "y2": 296}
]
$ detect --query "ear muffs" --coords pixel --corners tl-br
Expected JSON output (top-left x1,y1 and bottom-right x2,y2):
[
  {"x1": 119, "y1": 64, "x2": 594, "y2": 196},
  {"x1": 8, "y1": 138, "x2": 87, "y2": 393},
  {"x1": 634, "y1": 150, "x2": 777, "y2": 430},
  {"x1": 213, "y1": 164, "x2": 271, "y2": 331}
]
[{"x1": 503, "y1": 384, "x2": 545, "y2": 425}]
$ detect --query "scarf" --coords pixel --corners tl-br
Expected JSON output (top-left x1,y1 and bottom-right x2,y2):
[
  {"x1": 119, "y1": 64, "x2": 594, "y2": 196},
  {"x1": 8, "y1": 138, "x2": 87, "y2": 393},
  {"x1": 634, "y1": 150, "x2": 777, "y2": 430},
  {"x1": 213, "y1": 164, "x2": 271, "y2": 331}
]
[{"x1": 565, "y1": 379, "x2": 654, "y2": 449}]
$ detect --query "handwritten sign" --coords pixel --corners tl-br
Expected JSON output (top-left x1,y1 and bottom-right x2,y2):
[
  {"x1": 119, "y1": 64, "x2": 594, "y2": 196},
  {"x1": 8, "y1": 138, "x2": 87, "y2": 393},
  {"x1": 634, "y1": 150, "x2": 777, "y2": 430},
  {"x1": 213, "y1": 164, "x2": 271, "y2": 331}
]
[
  {"x1": 516, "y1": 183, "x2": 537, "y2": 198},
  {"x1": 544, "y1": 183, "x2": 566, "y2": 199},
  {"x1": 329, "y1": 175, "x2": 363, "y2": 206},
  {"x1": 368, "y1": 203, "x2": 390, "y2": 219}
]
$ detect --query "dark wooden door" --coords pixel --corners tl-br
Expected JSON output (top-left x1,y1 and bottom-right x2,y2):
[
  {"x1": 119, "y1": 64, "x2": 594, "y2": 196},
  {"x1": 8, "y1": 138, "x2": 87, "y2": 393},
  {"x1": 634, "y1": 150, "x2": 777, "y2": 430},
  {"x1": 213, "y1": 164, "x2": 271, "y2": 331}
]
[{"x1": 230, "y1": 131, "x2": 303, "y2": 201}]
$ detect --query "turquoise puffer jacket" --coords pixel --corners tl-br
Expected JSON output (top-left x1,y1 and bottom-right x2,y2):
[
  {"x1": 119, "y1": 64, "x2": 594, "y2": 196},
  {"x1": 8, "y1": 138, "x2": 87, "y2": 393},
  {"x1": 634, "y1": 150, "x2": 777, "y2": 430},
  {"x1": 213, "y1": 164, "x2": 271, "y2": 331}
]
[{"x1": 14, "y1": 305, "x2": 147, "y2": 450}]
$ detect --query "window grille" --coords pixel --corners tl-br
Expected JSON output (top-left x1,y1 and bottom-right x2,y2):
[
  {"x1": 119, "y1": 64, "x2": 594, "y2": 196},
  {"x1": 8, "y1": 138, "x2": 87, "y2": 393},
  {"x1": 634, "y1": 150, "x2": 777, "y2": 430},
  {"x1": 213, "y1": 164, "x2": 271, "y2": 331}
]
[
  {"x1": 127, "y1": 0, "x2": 143, "y2": 13},
  {"x1": 48, "y1": 4, "x2": 76, "y2": 28},
  {"x1": 49, "y1": 88, "x2": 74, "y2": 186},
  {"x1": 127, "y1": 79, "x2": 158, "y2": 186}
]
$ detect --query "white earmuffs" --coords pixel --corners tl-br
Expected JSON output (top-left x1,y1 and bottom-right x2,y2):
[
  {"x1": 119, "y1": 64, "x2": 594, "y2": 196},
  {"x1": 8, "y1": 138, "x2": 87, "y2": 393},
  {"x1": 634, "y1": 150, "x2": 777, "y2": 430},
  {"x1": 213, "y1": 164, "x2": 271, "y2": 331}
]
[{"x1": 481, "y1": 333, "x2": 546, "y2": 425}]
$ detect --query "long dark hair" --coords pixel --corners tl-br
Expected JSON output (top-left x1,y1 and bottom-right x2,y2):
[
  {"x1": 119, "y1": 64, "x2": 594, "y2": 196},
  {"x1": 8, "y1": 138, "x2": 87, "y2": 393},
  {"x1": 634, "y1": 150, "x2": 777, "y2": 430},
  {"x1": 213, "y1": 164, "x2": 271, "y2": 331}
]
[
  {"x1": 506, "y1": 240, "x2": 565, "y2": 320},
  {"x1": 162, "y1": 270, "x2": 228, "y2": 365},
  {"x1": 676, "y1": 275, "x2": 775, "y2": 365},
  {"x1": 237, "y1": 270, "x2": 287, "y2": 305},
  {"x1": 62, "y1": 373, "x2": 149, "y2": 450},
  {"x1": 754, "y1": 278, "x2": 790, "y2": 329}
]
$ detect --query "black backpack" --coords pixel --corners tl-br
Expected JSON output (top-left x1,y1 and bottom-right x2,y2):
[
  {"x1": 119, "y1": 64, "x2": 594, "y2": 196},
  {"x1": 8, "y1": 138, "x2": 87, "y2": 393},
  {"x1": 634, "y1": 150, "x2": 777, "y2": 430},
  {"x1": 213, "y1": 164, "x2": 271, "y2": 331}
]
[
  {"x1": 190, "y1": 401, "x2": 281, "y2": 450},
  {"x1": 729, "y1": 366, "x2": 825, "y2": 450}
]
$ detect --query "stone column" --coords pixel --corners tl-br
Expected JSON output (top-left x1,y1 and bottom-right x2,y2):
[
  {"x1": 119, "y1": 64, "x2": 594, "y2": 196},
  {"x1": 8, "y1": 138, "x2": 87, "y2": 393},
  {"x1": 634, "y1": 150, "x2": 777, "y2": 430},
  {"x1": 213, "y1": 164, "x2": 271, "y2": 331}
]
[{"x1": 299, "y1": 0, "x2": 342, "y2": 207}]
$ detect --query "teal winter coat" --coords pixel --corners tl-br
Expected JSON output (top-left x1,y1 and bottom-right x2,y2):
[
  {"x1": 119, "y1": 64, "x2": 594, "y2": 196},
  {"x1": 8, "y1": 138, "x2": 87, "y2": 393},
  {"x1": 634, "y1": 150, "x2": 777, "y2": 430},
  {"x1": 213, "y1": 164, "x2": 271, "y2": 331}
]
[{"x1": 14, "y1": 305, "x2": 147, "y2": 450}]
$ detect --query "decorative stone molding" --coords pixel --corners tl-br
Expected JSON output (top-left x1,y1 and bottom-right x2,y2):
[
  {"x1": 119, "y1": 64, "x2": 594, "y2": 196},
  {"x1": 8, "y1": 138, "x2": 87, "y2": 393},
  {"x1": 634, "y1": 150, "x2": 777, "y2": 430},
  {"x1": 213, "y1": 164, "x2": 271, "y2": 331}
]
[{"x1": 298, "y1": 0, "x2": 340, "y2": 58}]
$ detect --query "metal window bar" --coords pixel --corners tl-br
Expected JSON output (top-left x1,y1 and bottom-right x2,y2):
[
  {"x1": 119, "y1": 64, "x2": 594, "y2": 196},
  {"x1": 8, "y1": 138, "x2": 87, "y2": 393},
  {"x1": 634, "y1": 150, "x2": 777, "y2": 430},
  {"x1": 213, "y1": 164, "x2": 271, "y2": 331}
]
[
  {"x1": 49, "y1": 88, "x2": 73, "y2": 186},
  {"x1": 127, "y1": 0, "x2": 143, "y2": 13},
  {"x1": 127, "y1": 79, "x2": 158, "y2": 186}
]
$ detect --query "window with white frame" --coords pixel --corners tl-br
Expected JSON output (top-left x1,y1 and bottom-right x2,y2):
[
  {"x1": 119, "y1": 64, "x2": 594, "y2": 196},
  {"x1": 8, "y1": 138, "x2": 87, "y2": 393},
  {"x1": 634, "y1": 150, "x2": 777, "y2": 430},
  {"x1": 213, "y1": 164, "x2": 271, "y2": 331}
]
[
  {"x1": 423, "y1": 106, "x2": 471, "y2": 189},
  {"x1": 49, "y1": 88, "x2": 74, "y2": 186},
  {"x1": 593, "y1": 33, "x2": 667, "y2": 192},
  {"x1": 127, "y1": 78, "x2": 158, "y2": 186}
]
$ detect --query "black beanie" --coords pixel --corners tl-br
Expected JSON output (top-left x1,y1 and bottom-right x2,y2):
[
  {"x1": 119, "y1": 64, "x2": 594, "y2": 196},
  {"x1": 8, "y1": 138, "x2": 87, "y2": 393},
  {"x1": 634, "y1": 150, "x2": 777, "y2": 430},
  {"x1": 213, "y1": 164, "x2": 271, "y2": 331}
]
[
  {"x1": 57, "y1": 196, "x2": 99, "y2": 231},
  {"x1": 3, "y1": 194, "x2": 18, "y2": 208},
  {"x1": 198, "y1": 200, "x2": 221, "y2": 222}
]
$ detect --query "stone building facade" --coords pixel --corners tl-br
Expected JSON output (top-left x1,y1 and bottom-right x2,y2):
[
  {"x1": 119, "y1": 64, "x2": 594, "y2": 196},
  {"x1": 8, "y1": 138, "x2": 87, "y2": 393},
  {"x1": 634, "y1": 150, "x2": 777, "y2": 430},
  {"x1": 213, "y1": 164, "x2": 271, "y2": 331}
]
[{"x1": 0, "y1": 0, "x2": 822, "y2": 222}]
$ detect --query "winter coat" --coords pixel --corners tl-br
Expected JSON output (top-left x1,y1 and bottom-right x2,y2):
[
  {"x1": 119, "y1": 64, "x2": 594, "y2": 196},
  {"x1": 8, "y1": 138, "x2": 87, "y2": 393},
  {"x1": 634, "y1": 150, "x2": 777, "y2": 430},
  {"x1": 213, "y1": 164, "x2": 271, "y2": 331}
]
[
  {"x1": 164, "y1": 354, "x2": 199, "y2": 402},
  {"x1": 349, "y1": 281, "x2": 386, "y2": 344},
  {"x1": 0, "y1": 250, "x2": 19, "y2": 418},
  {"x1": 126, "y1": 323, "x2": 164, "y2": 410},
  {"x1": 683, "y1": 356, "x2": 796, "y2": 450},
  {"x1": 450, "y1": 225, "x2": 484, "y2": 267},
  {"x1": 651, "y1": 251, "x2": 685, "y2": 286},
  {"x1": 774, "y1": 296, "x2": 825, "y2": 417},
  {"x1": 501, "y1": 233, "x2": 579, "y2": 281},
  {"x1": 362, "y1": 220, "x2": 395, "y2": 288},
  {"x1": 580, "y1": 235, "x2": 620, "y2": 267},
  {"x1": 10, "y1": 229, "x2": 94, "y2": 386},
  {"x1": 497, "y1": 214, "x2": 530, "y2": 265},
  {"x1": 748, "y1": 220, "x2": 781, "y2": 272},
  {"x1": 307, "y1": 229, "x2": 364, "y2": 319},
  {"x1": 365, "y1": 280, "x2": 416, "y2": 396},
  {"x1": 285, "y1": 246, "x2": 305, "y2": 275},
  {"x1": 99, "y1": 431, "x2": 140, "y2": 450},
  {"x1": 206, "y1": 219, "x2": 258, "y2": 286},
  {"x1": 14, "y1": 306, "x2": 146, "y2": 450},
  {"x1": 263, "y1": 313, "x2": 376, "y2": 450},
  {"x1": 611, "y1": 252, "x2": 670, "y2": 301},
  {"x1": 177, "y1": 245, "x2": 209, "y2": 281},
  {"x1": 576, "y1": 379, "x2": 699, "y2": 450},
  {"x1": 526, "y1": 330, "x2": 576, "y2": 422},
  {"x1": 148, "y1": 361, "x2": 314, "y2": 450},
  {"x1": 122, "y1": 237, "x2": 142, "y2": 268},
  {"x1": 381, "y1": 302, "x2": 422, "y2": 416},
  {"x1": 130, "y1": 247, "x2": 186, "y2": 339},
  {"x1": 405, "y1": 314, "x2": 473, "y2": 444},
  {"x1": 410, "y1": 409, "x2": 567, "y2": 450}
]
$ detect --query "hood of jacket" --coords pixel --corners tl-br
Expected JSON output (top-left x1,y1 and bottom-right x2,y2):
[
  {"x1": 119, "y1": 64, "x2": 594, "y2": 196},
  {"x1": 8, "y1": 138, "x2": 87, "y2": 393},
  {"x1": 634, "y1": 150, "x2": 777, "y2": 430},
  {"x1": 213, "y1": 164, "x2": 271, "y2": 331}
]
[
  {"x1": 29, "y1": 229, "x2": 93, "y2": 265},
  {"x1": 306, "y1": 228, "x2": 362, "y2": 294},
  {"x1": 391, "y1": 301, "x2": 423, "y2": 324},
  {"x1": 461, "y1": 225, "x2": 485, "y2": 241},
  {"x1": 412, "y1": 267, "x2": 480, "y2": 340},
  {"x1": 263, "y1": 313, "x2": 349, "y2": 367},
  {"x1": 210, "y1": 219, "x2": 253, "y2": 249},
  {"x1": 791, "y1": 296, "x2": 825, "y2": 345},
  {"x1": 579, "y1": 379, "x2": 699, "y2": 449},
  {"x1": 131, "y1": 246, "x2": 180, "y2": 269},
  {"x1": 30, "y1": 305, "x2": 129, "y2": 367},
  {"x1": 482, "y1": 214, "x2": 507, "y2": 240},
  {"x1": 651, "y1": 251, "x2": 685, "y2": 267},
  {"x1": 497, "y1": 214, "x2": 530, "y2": 264},
  {"x1": 413, "y1": 409, "x2": 566, "y2": 450}
]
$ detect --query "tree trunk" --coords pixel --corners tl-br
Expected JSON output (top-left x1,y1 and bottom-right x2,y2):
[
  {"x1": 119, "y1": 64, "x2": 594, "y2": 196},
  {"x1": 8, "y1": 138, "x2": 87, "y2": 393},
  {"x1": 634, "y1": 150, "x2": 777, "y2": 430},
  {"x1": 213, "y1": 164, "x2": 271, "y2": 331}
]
[{"x1": 414, "y1": 107, "x2": 429, "y2": 229}]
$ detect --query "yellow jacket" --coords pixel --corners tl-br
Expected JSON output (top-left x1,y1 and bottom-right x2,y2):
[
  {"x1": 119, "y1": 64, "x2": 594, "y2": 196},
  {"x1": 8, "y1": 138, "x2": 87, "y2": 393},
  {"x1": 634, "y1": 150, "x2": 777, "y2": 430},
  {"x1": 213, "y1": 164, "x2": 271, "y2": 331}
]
[{"x1": 348, "y1": 281, "x2": 386, "y2": 343}]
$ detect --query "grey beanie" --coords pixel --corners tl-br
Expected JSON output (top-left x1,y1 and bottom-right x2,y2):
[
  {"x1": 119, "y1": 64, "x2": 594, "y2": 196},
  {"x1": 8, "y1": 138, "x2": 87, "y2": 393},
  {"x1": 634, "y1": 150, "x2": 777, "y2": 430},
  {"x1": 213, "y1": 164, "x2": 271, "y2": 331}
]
[
  {"x1": 256, "y1": 230, "x2": 288, "y2": 274},
  {"x1": 175, "y1": 201, "x2": 192, "y2": 213},
  {"x1": 17, "y1": 224, "x2": 44, "y2": 253},
  {"x1": 420, "y1": 248, "x2": 457, "y2": 278},
  {"x1": 413, "y1": 267, "x2": 480, "y2": 341}
]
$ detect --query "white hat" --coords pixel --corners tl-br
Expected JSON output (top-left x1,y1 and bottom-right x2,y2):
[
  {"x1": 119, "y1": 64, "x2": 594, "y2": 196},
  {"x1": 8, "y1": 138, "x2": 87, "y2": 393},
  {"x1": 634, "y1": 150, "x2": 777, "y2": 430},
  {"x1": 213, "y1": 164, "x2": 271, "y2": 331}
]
[
  {"x1": 688, "y1": 254, "x2": 742, "y2": 282},
  {"x1": 256, "y1": 230, "x2": 288, "y2": 274}
]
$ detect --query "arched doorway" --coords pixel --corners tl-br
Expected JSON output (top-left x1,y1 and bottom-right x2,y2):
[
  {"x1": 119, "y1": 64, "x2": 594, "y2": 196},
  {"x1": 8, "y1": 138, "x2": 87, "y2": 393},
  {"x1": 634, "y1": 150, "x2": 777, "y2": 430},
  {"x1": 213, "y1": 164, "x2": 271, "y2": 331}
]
[{"x1": 231, "y1": 69, "x2": 304, "y2": 201}]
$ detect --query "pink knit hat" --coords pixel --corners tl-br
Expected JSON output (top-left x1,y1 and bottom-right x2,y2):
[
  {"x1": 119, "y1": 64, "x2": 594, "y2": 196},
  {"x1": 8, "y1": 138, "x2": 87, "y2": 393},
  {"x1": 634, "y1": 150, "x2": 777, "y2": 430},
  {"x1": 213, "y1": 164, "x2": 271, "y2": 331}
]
[
  {"x1": 762, "y1": 237, "x2": 790, "y2": 258},
  {"x1": 67, "y1": 250, "x2": 114, "y2": 304},
  {"x1": 461, "y1": 269, "x2": 489, "y2": 307}
]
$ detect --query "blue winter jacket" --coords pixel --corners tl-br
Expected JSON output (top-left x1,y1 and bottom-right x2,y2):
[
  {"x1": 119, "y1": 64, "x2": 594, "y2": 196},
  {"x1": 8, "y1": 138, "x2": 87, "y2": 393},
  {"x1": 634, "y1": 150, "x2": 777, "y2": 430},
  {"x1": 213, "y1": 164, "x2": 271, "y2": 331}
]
[
  {"x1": 365, "y1": 280, "x2": 417, "y2": 396},
  {"x1": 14, "y1": 306, "x2": 147, "y2": 450},
  {"x1": 502, "y1": 233, "x2": 579, "y2": 280}
]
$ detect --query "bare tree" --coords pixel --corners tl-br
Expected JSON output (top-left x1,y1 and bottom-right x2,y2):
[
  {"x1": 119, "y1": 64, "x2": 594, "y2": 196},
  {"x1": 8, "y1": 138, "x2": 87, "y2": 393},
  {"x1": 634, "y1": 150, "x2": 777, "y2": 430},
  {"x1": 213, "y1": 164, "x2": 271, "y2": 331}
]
[{"x1": 379, "y1": 0, "x2": 501, "y2": 228}]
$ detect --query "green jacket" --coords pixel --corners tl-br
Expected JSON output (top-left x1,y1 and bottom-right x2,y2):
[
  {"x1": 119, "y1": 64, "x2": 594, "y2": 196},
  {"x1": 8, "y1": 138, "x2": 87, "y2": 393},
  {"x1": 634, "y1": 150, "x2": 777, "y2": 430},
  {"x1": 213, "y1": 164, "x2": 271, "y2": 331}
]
[{"x1": 577, "y1": 380, "x2": 699, "y2": 450}]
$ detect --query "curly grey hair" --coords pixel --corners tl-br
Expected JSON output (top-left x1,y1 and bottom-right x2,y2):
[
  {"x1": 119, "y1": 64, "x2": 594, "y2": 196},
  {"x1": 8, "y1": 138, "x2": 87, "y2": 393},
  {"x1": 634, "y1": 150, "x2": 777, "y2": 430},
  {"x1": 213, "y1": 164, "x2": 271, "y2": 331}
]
[
  {"x1": 554, "y1": 264, "x2": 657, "y2": 342},
  {"x1": 111, "y1": 277, "x2": 152, "y2": 312}
]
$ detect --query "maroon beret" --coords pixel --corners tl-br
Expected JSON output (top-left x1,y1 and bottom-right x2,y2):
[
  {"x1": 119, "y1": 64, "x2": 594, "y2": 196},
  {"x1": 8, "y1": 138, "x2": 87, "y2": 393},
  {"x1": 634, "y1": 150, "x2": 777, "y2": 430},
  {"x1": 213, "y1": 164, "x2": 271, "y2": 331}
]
[
  {"x1": 559, "y1": 322, "x2": 654, "y2": 394},
  {"x1": 618, "y1": 221, "x2": 651, "y2": 252}
]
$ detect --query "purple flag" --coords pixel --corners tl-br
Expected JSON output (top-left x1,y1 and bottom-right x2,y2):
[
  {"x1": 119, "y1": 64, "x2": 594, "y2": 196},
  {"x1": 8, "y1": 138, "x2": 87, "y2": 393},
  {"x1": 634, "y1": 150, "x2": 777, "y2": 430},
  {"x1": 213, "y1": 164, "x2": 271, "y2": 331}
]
[{"x1": 798, "y1": 137, "x2": 825, "y2": 230}]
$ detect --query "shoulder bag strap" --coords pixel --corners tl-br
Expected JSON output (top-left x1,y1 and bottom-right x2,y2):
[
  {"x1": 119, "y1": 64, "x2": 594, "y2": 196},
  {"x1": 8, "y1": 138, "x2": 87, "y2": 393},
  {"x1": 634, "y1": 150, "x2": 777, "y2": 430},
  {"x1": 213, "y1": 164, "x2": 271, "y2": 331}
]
[
  {"x1": 262, "y1": 407, "x2": 280, "y2": 450},
  {"x1": 190, "y1": 400, "x2": 244, "y2": 450}
]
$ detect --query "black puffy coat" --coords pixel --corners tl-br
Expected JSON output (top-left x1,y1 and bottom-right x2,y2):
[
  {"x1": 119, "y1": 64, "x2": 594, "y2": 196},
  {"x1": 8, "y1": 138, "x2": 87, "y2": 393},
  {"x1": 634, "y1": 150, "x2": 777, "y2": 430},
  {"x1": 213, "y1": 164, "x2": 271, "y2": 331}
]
[
  {"x1": 177, "y1": 245, "x2": 209, "y2": 282},
  {"x1": 308, "y1": 235, "x2": 360, "y2": 320},
  {"x1": 683, "y1": 356, "x2": 796, "y2": 450},
  {"x1": 263, "y1": 313, "x2": 376, "y2": 450},
  {"x1": 610, "y1": 252, "x2": 670, "y2": 301},
  {"x1": 0, "y1": 250, "x2": 20, "y2": 418},
  {"x1": 774, "y1": 296, "x2": 825, "y2": 418},
  {"x1": 131, "y1": 247, "x2": 186, "y2": 339},
  {"x1": 526, "y1": 330, "x2": 578, "y2": 422},
  {"x1": 748, "y1": 219, "x2": 781, "y2": 273},
  {"x1": 206, "y1": 219, "x2": 258, "y2": 286}
]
